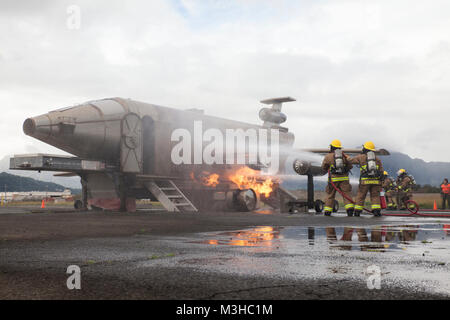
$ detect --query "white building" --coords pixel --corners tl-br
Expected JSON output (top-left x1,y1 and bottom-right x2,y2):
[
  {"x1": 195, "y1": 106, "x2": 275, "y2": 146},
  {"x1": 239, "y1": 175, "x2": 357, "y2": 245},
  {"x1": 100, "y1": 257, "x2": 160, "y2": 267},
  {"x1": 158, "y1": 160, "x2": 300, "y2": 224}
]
[{"x1": 1, "y1": 189, "x2": 72, "y2": 202}]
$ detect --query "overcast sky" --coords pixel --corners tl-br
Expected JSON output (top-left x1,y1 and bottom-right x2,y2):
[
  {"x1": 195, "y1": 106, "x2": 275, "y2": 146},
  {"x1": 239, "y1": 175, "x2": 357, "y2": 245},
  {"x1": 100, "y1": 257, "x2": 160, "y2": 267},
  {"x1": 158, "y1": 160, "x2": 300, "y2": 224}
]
[{"x1": 1, "y1": 0, "x2": 450, "y2": 162}]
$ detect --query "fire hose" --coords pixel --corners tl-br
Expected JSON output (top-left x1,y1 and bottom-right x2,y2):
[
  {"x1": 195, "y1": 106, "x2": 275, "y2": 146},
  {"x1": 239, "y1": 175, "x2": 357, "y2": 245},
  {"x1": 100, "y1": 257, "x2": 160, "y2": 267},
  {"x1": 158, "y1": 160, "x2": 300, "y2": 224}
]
[
  {"x1": 328, "y1": 170, "x2": 374, "y2": 215},
  {"x1": 327, "y1": 170, "x2": 450, "y2": 218}
]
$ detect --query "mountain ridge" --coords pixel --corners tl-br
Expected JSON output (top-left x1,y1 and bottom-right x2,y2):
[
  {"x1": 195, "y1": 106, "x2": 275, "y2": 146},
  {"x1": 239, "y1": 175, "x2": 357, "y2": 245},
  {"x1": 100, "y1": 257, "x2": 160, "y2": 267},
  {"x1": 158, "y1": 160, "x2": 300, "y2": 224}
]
[
  {"x1": 0, "y1": 172, "x2": 80, "y2": 193},
  {"x1": 380, "y1": 151, "x2": 450, "y2": 186}
]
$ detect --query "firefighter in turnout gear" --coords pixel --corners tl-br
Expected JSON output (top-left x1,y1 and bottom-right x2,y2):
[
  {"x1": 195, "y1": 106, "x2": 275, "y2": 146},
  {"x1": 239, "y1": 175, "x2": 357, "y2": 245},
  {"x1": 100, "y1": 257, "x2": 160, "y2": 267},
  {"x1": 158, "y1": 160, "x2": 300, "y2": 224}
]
[
  {"x1": 396, "y1": 169, "x2": 416, "y2": 210},
  {"x1": 382, "y1": 171, "x2": 397, "y2": 210},
  {"x1": 321, "y1": 139, "x2": 354, "y2": 216},
  {"x1": 349, "y1": 141, "x2": 384, "y2": 217}
]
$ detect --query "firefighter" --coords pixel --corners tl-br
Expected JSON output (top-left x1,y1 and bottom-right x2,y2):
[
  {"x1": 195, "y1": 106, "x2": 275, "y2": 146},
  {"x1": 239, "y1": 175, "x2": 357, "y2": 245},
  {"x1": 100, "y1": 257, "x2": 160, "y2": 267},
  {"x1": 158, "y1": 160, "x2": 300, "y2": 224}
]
[
  {"x1": 382, "y1": 171, "x2": 397, "y2": 210},
  {"x1": 440, "y1": 178, "x2": 450, "y2": 210},
  {"x1": 396, "y1": 169, "x2": 416, "y2": 210},
  {"x1": 321, "y1": 139, "x2": 354, "y2": 216},
  {"x1": 349, "y1": 141, "x2": 384, "y2": 217}
]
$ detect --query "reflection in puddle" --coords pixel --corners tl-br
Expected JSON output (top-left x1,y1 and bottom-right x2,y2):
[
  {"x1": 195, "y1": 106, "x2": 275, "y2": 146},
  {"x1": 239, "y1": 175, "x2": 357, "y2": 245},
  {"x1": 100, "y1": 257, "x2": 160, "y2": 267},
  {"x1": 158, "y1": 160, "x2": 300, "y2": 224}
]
[
  {"x1": 322, "y1": 226, "x2": 421, "y2": 252},
  {"x1": 445, "y1": 225, "x2": 450, "y2": 235},
  {"x1": 195, "y1": 227, "x2": 282, "y2": 247},
  {"x1": 196, "y1": 224, "x2": 450, "y2": 254}
]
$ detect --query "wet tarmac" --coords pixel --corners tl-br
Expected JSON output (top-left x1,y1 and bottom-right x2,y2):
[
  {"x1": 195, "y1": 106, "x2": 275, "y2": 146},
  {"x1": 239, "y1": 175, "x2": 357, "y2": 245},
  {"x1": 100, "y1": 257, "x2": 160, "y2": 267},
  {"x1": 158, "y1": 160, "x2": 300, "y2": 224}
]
[
  {"x1": 186, "y1": 224, "x2": 450, "y2": 296},
  {"x1": 0, "y1": 207, "x2": 450, "y2": 299}
]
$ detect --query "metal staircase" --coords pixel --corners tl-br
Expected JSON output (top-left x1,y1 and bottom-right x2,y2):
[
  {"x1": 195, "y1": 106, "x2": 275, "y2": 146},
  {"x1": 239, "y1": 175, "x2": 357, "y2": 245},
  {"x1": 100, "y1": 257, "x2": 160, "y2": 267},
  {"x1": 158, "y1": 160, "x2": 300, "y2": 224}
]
[{"x1": 144, "y1": 180, "x2": 198, "y2": 212}]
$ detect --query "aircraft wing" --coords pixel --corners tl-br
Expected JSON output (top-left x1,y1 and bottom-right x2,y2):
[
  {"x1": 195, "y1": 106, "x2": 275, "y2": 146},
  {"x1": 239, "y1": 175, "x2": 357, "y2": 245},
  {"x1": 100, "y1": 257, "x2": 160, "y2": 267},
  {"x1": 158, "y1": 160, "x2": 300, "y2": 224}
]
[
  {"x1": 299, "y1": 148, "x2": 391, "y2": 156},
  {"x1": 54, "y1": 172, "x2": 79, "y2": 177}
]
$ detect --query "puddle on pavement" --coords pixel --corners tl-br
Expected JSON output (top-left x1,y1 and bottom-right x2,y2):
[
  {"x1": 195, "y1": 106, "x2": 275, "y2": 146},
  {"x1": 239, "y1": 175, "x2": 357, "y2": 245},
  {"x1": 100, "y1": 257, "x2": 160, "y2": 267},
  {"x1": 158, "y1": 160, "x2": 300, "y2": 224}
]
[
  {"x1": 192, "y1": 224, "x2": 450, "y2": 255},
  {"x1": 177, "y1": 224, "x2": 450, "y2": 296}
]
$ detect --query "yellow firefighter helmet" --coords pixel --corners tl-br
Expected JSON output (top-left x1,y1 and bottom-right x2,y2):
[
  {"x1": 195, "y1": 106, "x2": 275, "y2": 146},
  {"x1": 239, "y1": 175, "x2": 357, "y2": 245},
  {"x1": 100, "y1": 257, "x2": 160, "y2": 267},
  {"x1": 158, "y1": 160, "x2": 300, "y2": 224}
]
[
  {"x1": 398, "y1": 169, "x2": 406, "y2": 176},
  {"x1": 330, "y1": 139, "x2": 342, "y2": 149},
  {"x1": 384, "y1": 171, "x2": 388, "y2": 176},
  {"x1": 363, "y1": 141, "x2": 376, "y2": 151}
]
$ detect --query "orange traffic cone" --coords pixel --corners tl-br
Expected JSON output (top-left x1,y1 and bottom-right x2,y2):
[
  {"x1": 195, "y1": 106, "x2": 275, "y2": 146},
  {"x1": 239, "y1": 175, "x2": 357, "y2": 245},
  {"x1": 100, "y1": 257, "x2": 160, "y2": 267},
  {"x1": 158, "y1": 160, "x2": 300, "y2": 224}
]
[
  {"x1": 41, "y1": 199, "x2": 46, "y2": 209},
  {"x1": 433, "y1": 200, "x2": 438, "y2": 211}
]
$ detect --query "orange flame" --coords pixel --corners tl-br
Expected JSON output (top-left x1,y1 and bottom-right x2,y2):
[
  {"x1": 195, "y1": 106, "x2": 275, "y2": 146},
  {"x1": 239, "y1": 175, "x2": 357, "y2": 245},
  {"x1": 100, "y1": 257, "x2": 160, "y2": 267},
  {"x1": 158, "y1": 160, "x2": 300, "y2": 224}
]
[
  {"x1": 202, "y1": 173, "x2": 220, "y2": 187},
  {"x1": 228, "y1": 167, "x2": 274, "y2": 197},
  {"x1": 190, "y1": 167, "x2": 276, "y2": 197},
  {"x1": 191, "y1": 171, "x2": 220, "y2": 187}
]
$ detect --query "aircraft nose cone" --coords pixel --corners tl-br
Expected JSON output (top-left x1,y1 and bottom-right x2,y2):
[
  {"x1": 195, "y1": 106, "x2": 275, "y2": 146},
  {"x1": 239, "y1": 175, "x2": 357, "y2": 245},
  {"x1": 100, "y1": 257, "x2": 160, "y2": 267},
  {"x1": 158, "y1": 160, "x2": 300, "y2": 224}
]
[{"x1": 23, "y1": 118, "x2": 36, "y2": 136}]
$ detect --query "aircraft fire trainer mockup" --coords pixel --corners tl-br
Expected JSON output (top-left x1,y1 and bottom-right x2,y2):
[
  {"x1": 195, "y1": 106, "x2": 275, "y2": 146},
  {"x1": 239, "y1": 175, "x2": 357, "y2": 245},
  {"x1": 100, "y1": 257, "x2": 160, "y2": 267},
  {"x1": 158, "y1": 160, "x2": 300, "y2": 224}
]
[{"x1": 10, "y1": 97, "x2": 389, "y2": 213}]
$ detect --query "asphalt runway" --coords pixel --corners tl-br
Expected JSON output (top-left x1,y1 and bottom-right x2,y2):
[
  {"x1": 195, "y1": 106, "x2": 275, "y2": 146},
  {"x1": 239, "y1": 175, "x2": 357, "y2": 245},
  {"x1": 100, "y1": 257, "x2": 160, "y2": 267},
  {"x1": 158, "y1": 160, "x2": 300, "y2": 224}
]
[{"x1": 1, "y1": 206, "x2": 450, "y2": 300}]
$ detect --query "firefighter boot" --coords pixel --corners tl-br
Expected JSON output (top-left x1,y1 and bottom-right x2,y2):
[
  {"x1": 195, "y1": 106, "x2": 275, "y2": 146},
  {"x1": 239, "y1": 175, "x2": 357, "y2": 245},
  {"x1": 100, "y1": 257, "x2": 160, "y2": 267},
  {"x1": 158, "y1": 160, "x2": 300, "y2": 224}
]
[
  {"x1": 354, "y1": 210, "x2": 361, "y2": 217},
  {"x1": 347, "y1": 208, "x2": 354, "y2": 217},
  {"x1": 373, "y1": 209, "x2": 382, "y2": 217}
]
